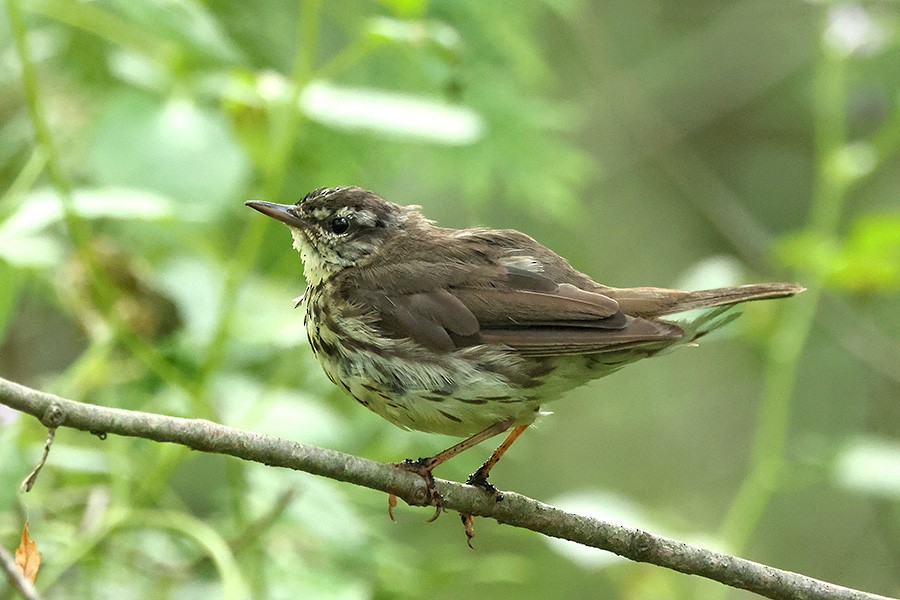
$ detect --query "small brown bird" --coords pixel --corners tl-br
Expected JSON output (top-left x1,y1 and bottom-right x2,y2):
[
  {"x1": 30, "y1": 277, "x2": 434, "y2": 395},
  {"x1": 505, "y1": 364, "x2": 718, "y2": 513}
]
[{"x1": 247, "y1": 187, "x2": 802, "y2": 519}]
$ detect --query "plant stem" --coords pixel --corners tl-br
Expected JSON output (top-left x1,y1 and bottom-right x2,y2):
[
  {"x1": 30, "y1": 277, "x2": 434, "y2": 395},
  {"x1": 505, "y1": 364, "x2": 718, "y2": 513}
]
[
  {"x1": 717, "y1": 23, "x2": 851, "y2": 552},
  {"x1": 6, "y1": 0, "x2": 196, "y2": 396},
  {"x1": 195, "y1": 0, "x2": 324, "y2": 387}
]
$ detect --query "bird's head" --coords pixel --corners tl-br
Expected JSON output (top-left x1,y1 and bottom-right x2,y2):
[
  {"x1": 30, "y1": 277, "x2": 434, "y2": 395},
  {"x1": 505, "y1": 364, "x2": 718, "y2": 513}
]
[{"x1": 246, "y1": 187, "x2": 414, "y2": 285}]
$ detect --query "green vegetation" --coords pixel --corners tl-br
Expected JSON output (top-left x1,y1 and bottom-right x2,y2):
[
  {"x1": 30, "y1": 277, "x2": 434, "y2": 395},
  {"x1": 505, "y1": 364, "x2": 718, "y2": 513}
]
[{"x1": 1, "y1": 1, "x2": 898, "y2": 598}]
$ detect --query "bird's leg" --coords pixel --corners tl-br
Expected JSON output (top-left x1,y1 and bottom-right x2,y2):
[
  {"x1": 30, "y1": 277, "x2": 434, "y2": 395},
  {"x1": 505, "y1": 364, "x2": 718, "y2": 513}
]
[
  {"x1": 390, "y1": 417, "x2": 514, "y2": 522},
  {"x1": 457, "y1": 424, "x2": 531, "y2": 547},
  {"x1": 465, "y1": 424, "x2": 530, "y2": 498}
]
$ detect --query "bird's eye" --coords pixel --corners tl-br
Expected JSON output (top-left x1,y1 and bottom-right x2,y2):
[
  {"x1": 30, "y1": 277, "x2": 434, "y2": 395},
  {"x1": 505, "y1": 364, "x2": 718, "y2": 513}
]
[{"x1": 330, "y1": 216, "x2": 350, "y2": 234}]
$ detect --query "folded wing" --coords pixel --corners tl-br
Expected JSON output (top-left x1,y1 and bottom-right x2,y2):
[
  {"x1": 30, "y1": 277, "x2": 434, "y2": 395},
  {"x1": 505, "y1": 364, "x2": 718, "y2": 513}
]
[{"x1": 362, "y1": 265, "x2": 682, "y2": 356}]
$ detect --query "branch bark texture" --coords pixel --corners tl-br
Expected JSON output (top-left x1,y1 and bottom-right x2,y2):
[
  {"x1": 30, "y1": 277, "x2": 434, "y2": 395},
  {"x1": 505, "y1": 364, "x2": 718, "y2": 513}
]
[{"x1": 0, "y1": 377, "x2": 893, "y2": 600}]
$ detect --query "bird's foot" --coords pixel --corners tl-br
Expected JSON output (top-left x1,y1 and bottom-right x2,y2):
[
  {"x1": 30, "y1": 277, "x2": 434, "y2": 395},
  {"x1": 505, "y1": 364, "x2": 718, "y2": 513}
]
[
  {"x1": 457, "y1": 467, "x2": 507, "y2": 547},
  {"x1": 465, "y1": 467, "x2": 503, "y2": 502},
  {"x1": 389, "y1": 457, "x2": 443, "y2": 522}
]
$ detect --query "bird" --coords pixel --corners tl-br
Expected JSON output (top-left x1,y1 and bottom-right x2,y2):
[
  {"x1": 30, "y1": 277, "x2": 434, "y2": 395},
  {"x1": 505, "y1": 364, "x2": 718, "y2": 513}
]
[{"x1": 246, "y1": 186, "x2": 803, "y2": 524}]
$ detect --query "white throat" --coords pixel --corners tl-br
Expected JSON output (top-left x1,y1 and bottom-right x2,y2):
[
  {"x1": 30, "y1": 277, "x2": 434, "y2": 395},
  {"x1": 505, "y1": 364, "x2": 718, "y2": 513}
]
[{"x1": 290, "y1": 228, "x2": 337, "y2": 287}]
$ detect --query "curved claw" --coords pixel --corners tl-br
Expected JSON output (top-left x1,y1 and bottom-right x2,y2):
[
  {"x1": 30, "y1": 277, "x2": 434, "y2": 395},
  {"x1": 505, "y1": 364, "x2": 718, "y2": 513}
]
[
  {"x1": 391, "y1": 457, "x2": 445, "y2": 522},
  {"x1": 425, "y1": 504, "x2": 443, "y2": 523}
]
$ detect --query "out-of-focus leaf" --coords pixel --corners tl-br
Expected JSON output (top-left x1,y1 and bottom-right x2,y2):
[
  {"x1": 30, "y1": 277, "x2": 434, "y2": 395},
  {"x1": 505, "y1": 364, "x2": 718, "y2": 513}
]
[
  {"x1": 246, "y1": 465, "x2": 368, "y2": 551},
  {"x1": 0, "y1": 232, "x2": 63, "y2": 268},
  {"x1": 62, "y1": 238, "x2": 183, "y2": 341},
  {"x1": 378, "y1": 0, "x2": 428, "y2": 18},
  {"x1": 776, "y1": 230, "x2": 836, "y2": 277},
  {"x1": 233, "y1": 275, "x2": 306, "y2": 347},
  {"x1": 833, "y1": 436, "x2": 900, "y2": 499},
  {"x1": 777, "y1": 213, "x2": 900, "y2": 292},
  {"x1": 0, "y1": 405, "x2": 19, "y2": 426},
  {"x1": 675, "y1": 255, "x2": 747, "y2": 291},
  {"x1": 263, "y1": 554, "x2": 371, "y2": 600},
  {"x1": 299, "y1": 80, "x2": 484, "y2": 145},
  {"x1": 832, "y1": 213, "x2": 900, "y2": 291},
  {"x1": 442, "y1": 84, "x2": 593, "y2": 222},
  {"x1": 823, "y1": 4, "x2": 888, "y2": 57},
  {"x1": 0, "y1": 188, "x2": 177, "y2": 238},
  {"x1": 534, "y1": 0, "x2": 584, "y2": 20},
  {"x1": 0, "y1": 421, "x2": 24, "y2": 507},
  {"x1": 0, "y1": 188, "x2": 177, "y2": 268},
  {"x1": 88, "y1": 91, "x2": 250, "y2": 206},
  {"x1": 44, "y1": 444, "x2": 111, "y2": 474},
  {"x1": 170, "y1": 581, "x2": 229, "y2": 600},
  {"x1": 157, "y1": 256, "x2": 224, "y2": 345},
  {"x1": 15, "y1": 522, "x2": 41, "y2": 583},
  {"x1": 366, "y1": 17, "x2": 462, "y2": 59},
  {"x1": 108, "y1": 49, "x2": 170, "y2": 91},
  {"x1": 106, "y1": 0, "x2": 242, "y2": 64},
  {"x1": 124, "y1": 510, "x2": 249, "y2": 600},
  {"x1": 828, "y1": 141, "x2": 877, "y2": 183},
  {"x1": 212, "y1": 374, "x2": 348, "y2": 447}
]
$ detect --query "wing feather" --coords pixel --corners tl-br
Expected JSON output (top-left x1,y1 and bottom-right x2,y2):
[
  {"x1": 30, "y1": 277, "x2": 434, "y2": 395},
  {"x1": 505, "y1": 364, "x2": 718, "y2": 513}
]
[{"x1": 358, "y1": 257, "x2": 679, "y2": 354}]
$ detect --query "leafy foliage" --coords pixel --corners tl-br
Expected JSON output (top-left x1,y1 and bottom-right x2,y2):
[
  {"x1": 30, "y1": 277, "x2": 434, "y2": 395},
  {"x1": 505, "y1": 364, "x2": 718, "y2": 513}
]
[{"x1": 1, "y1": 1, "x2": 898, "y2": 599}]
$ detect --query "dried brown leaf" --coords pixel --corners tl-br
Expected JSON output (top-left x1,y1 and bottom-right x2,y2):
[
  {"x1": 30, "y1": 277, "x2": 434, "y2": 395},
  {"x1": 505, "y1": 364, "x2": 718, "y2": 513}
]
[{"x1": 14, "y1": 522, "x2": 41, "y2": 583}]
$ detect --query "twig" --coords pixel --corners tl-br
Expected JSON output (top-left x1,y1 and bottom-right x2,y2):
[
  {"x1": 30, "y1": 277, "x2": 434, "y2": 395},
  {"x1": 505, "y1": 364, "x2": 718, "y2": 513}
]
[
  {"x1": 20, "y1": 405, "x2": 63, "y2": 492},
  {"x1": 0, "y1": 376, "x2": 894, "y2": 600}
]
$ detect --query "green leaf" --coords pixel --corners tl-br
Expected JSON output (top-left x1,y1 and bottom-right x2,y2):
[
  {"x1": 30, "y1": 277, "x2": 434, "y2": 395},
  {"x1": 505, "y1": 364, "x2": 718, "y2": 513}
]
[
  {"x1": 299, "y1": 80, "x2": 484, "y2": 145},
  {"x1": 43, "y1": 443, "x2": 111, "y2": 474},
  {"x1": 833, "y1": 436, "x2": 900, "y2": 499},
  {"x1": 0, "y1": 188, "x2": 177, "y2": 268},
  {"x1": 831, "y1": 213, "x2": 900, "y2": 292},
  {"x1": 88, "y1": 91, "x2": 250, "y2": 206},
  {"x1": 157, "y1": 256, "x2": 224, "y2": 345},
  {"x1": 212, "y1": 374, "x2": 349, "y2": 447},
  {"x1": 366, "y1": 16, "x2": 462, "y2": 60},
  {"x1": 105, "y1": 0, "x2": 243, "y2": 64},
  {"x1": 0, "y1": 232, "x2": 62, "y2": 269},
  {"x1": 777, "y1": 213, "x2": 900, "y2": 293},
  {"x1": 675, "y1": 255, "x2": 747, "y2": 292},
  {"x1": 0, "y1": 188, "x2": 177, "y2": 236},
  {"x1": 377, "y1": 0, "x2": 429, "y2": 18},
  {"x1": 232, "y1": 275, "x2": 306, "y2": 347},
  {"x1": 0, "y1": 420, "x2": 25, "y2": 510}
]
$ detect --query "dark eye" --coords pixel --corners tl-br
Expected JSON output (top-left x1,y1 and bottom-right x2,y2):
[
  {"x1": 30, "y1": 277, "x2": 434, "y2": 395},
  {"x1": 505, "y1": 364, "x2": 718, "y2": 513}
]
[{"x1": 330, "y1": 216, "x2": 350, "y2": 234}]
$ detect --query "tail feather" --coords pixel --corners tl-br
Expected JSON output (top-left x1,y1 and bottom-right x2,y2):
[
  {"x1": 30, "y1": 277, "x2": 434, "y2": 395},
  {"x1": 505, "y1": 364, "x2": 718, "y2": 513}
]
[
  {"x1": 603, "y1": 283, "x2": 805, "y2": 318},
  {"x1": 672, "y1": 305, "x2": 742, "y2": 344},
  {"x1": 658, "y1": 283, "x2": 805, "y2": 316}
]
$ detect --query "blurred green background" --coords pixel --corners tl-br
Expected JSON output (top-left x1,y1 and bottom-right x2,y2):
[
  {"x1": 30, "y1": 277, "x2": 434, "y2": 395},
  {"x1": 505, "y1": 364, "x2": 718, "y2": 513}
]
[{"x1": 1, "y1": 0, "x2": 899, "y2": 598}]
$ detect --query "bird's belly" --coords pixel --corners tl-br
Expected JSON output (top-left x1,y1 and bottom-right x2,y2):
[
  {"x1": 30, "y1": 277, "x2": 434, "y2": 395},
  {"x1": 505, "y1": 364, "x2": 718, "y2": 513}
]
[
  {"x1": 305, "y1": 310, "x2": 545, "y2": 435},
  {"x1": 304, "y1": 298, "x2": 647, "y2": 436},
  {"x1": 318, "y1": 344, "x2": 544, "y2": 436}
]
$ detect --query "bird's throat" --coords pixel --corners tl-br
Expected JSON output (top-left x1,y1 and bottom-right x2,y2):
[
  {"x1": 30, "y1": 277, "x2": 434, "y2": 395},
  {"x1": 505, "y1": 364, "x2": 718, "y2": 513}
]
[{"x1": 290, "y1": 228, "x2": 340, "y2": 286}]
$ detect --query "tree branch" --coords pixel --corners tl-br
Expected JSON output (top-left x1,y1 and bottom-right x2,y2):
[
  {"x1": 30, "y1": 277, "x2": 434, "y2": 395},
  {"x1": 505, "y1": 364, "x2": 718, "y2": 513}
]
[{"x1": 0, "y1": 376, "x2": 892, "y2": 600}]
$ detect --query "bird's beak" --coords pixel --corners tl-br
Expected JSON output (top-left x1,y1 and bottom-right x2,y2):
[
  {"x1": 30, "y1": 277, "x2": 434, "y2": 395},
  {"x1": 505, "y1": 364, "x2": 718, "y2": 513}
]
[{"x1": 245, "y1": 200, "x2": 305, "y2": 228}]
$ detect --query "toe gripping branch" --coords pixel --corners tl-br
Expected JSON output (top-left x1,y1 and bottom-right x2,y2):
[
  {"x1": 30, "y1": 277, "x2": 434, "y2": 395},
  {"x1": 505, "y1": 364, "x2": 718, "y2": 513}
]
[
  {"x1": 387, "y1": 421, "x2": 531, "y2": 546},
  {"x1": 391, "y1": 456, "x2": 444, "y2": 522}
]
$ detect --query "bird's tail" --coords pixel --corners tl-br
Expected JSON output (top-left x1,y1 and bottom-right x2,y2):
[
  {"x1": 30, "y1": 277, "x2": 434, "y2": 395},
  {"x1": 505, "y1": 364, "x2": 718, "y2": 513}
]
[
  {"x1": 672, "y1": 304, "x2": 743, "y2": 345},
  {"x1": 602, "y1": 283, "x2": 804, "y2": 318},
  {"x1": 657, "y1": 283, "x2": 804, "y2": 316}
]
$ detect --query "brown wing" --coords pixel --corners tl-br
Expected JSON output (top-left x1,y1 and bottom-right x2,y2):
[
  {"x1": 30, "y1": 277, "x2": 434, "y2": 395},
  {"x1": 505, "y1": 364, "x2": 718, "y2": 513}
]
[
  {"x1": 339, "y1": 226, "x2": 798, "y2": 356},
  {"x1": 353, "y1": 254, "x2": 682, "y2": 355}
]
